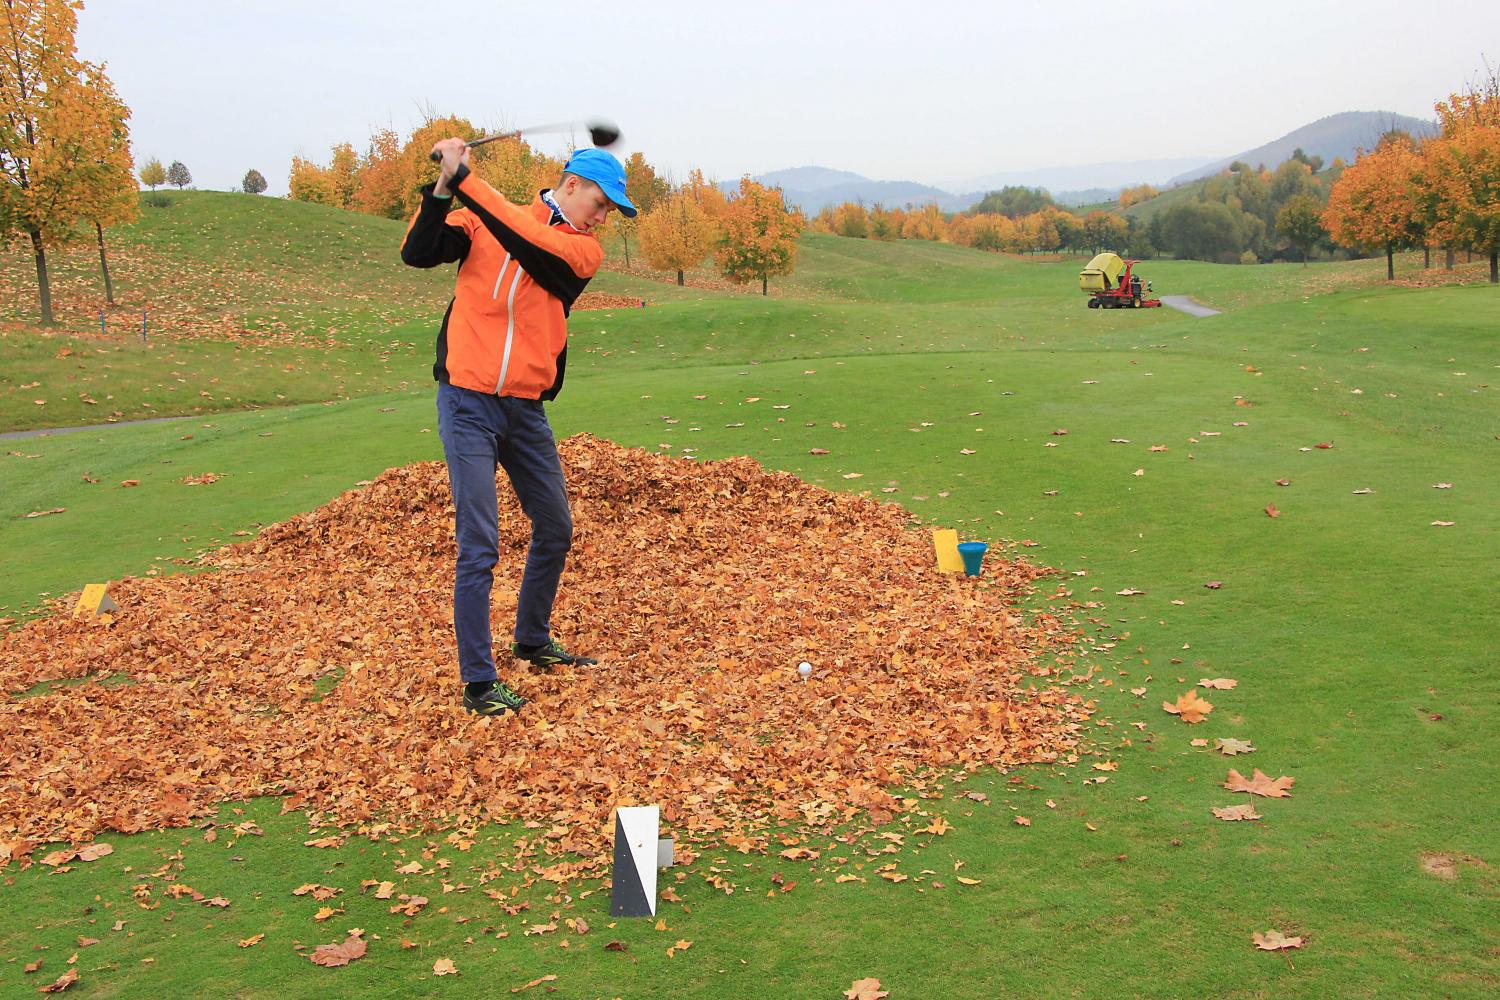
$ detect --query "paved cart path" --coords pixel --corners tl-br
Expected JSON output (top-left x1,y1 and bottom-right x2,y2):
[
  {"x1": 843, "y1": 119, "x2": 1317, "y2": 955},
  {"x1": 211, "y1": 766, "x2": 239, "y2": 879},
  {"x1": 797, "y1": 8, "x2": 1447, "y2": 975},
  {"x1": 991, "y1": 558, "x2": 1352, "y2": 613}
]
[{"x1": 1161, "y1": 295, "x2": 1221, "y2": 317}]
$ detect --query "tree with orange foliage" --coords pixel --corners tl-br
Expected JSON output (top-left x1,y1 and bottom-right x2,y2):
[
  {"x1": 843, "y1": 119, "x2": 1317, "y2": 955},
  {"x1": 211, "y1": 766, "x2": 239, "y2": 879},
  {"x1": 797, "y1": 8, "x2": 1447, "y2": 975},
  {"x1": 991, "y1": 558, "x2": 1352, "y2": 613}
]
[
  {"x1": 1118, "y1": 184, "x2": 1158, "y2": 209},
  {"x1": 353, "y1": 128, "x2": 404, "y2": 219},
  {"x1": 605, "y1": 150, "x2": 669, "y2": 267},
  {"x1": 900, "y1": 203, "x2": 947, "y2": 241},
  {"x1": 1, "y1": 0, "x2": 134, "y2": 324},
  {"x1": 715, "y1": 178, "x2": 802, "y2": 295},
  {"x1": 639, "y1": 191, "x2": 716, "y2": 285},
  {"x1": 683, "y1": 168, "x2": 728, "y2": 220},
  {"x1": 1321, "y1": 133, "x2": 1423, "y2": 280},
  {"x1": 1423, "y1": 69, "x2": 1500, "y2": 282}
]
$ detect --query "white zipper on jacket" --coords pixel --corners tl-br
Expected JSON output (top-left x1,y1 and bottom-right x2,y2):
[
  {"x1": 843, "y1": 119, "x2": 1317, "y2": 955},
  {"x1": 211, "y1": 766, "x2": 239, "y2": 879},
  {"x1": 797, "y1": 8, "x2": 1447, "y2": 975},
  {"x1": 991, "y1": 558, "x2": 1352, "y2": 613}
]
[
  {"x1": 491, "y1": 253, "x2": 512, "y2": 299},
  {"x1": 494, "y1": 264, "x2": 525, "y2": 394}
]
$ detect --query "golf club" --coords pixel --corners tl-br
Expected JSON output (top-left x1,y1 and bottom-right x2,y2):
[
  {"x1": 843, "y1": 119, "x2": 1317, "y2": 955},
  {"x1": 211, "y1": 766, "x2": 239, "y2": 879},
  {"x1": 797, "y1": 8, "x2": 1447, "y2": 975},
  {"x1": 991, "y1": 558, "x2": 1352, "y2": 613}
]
[{"x1": 428, "y1": 119, "x2": 621, "y2": 162}]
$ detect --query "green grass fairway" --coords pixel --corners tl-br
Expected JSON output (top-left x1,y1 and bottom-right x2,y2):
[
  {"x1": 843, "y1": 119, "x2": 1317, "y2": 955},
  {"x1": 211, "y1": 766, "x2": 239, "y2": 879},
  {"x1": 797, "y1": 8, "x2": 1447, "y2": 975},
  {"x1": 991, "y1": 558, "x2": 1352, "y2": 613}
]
[{"x1": 2, "y1": 208, "x2": 1497, "y2": 998}]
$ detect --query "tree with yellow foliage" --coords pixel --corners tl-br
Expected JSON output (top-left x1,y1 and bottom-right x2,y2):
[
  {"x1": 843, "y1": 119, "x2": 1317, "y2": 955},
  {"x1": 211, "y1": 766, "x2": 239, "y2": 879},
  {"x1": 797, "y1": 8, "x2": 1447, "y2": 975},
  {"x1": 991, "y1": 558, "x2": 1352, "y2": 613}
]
[
  {"x1": 72, "y1": 65, "x2": 138, "y2": 305},
  {"x1": 1, "y1": 0, "x2": 134, "y2": 324},
  {"x1": 715, "y1": 178, "x2": 802, "y2": 295},
  {"x1": 287, "y1": 154, "x2": 337, "y2": 206},
  {"x1": 1322, "y1": 133, "x2": 1424, "y2": 280},
  {"x1": 639, "y1": 191, "x2": 716, "y2": 285},
  {"x1": 138, "y1": 156, "x2": 165, "y2": 190}
]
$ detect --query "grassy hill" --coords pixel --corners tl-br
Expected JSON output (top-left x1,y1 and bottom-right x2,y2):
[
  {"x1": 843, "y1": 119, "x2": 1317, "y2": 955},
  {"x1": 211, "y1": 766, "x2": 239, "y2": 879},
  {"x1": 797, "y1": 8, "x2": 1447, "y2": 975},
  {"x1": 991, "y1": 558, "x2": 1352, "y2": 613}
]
[{"x1": 2, "y1": 196, "x2": 1497, "y2": 998}]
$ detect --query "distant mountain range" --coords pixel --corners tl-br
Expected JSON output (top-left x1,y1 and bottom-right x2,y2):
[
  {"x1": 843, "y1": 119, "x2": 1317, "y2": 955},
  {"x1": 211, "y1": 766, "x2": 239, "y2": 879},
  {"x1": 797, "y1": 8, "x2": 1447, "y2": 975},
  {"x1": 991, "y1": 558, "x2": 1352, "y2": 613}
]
[
  {"x1": 1167, "y1": 110, "x2": 1438, "y2": 184},
  {"x1": 736, "y1": 110, "x2": 1438, "y2": 215}
]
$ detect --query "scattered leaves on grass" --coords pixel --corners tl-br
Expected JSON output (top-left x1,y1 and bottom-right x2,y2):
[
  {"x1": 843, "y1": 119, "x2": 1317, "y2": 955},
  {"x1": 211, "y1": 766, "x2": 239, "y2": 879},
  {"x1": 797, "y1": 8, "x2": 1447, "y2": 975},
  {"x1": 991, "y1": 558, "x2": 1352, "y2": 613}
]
[
  {"x1": 76, "y1": 843, "x2": 112, "y2": 862},
  {"x1": 1198, "y1": 678, "x2": 1237, "y2": 690},
  {"x1": 1224, "y1": 769, "x2": 1295, "y2": 797},
  {"x1": 432, "y1": 958, "x2": 459, "y2": 976},
  {"x1": 1253, "y1": 930, "x2": 1304, "y2": 951},
  {"x1": 179, "y1": 473, "x2": 221, "y2": 486},
  {"x1": 238, "y1": 934, "x2": 264, "y2": 948},
  {"x1": 1212, "y1": 804, "x2": 1263, "y2": 821},
  {"x1": 1162, "y1": 690, "x2": 1214, "y2": 724},
  {"x1": 36, "y1": 967, "x2": 79, "y2": 993},
  {"x1": 666, "y1": 939, "x2": 692, "y2": 957},
  {"x1": 1215, "y1": 738, "x2": 1256, "y2": 756},
  {"x1": 846, "y1": 978, "x2": 890, "y2": 1000}
]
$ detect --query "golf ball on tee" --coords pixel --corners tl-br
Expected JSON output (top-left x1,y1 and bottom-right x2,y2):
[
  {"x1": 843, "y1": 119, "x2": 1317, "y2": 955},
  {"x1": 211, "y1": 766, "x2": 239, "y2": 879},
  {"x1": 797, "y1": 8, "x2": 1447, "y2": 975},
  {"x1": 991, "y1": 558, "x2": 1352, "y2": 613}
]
[{"x1": 798, "y1": 661, "x2": 812, "y2": 679}]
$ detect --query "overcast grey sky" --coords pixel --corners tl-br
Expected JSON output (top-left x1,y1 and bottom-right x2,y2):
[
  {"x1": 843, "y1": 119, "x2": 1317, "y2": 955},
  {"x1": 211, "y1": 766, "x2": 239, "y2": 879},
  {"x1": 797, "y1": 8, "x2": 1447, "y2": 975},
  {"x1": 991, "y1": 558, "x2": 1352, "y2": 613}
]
[{"x1": 78, "y1": 0, "x2": 1496, "y2": 197}]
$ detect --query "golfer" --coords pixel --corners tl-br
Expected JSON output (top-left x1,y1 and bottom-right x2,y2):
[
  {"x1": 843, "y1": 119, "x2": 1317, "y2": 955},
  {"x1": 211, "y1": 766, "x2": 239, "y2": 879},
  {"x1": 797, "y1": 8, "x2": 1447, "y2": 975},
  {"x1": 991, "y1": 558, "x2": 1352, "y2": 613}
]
[{"x1": 401, "y1": 138, "x2": 636, "y2": 715}]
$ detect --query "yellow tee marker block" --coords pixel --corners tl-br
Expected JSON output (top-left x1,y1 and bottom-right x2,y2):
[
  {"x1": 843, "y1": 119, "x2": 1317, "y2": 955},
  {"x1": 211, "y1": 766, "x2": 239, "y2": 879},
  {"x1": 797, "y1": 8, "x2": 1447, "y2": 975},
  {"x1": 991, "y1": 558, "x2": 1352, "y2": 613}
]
[
  {"x1": 932, "y1": 529, "x2": 964, "y2": 573},
  {"x1": 73, "y1": 583, "x2": 121, "y2": 621}
]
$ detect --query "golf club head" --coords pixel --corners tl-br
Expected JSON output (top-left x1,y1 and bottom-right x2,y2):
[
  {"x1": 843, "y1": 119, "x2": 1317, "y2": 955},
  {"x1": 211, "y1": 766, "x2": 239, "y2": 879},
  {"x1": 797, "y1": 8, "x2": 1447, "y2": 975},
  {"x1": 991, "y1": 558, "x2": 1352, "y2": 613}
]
[{"x1": 587, "y1": 121, "x2": 621, "y2": 147}]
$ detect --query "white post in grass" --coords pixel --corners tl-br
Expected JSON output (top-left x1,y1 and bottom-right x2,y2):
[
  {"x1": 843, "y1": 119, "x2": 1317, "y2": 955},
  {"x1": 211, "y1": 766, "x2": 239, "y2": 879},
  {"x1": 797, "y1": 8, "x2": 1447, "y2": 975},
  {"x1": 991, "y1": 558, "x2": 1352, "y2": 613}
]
[{"x1": 610, "y1": 806, "x2": 674, "y2": 917}]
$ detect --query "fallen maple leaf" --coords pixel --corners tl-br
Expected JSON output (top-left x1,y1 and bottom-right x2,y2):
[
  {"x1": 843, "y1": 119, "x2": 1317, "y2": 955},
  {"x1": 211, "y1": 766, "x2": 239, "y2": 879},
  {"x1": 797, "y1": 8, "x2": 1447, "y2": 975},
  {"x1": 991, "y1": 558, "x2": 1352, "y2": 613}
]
[
  {"x1": 1253, "y1": 929, "x2": 1304, "y2": 951},
  {"x1": 1215, "y1": 738, "x2": 1255, "y2": 756},
  {"x1": 956, "y1": 875, "x2": 981, "y2": 885},
  {"x1": 510, "y1": 974, "x2": 558, "y2": 992},
  {"x1": 1265, "y1": 503, "x2": 1280, "y2": 518},
  {"x1": 1212, "y1": 803, "x2": 1262, "y2": 821},
  {"x1": 37, "y1": 967, "x2": 79, "y2": 993},
  {"x1": 1116, "y1": 588, "x2": 1145, "y2": 596},
  {"x1": 76, "y1": 843, "x2": 113, "y2": 862},
  {"x1": 238, "y1": 934, "x2": 265, "y2": 948},
  {"x1": 1224, "y1": 768, "x2": 1294, "y2": 798},
  {"x1": 1162, "y1": 690, "x2": 1214, "y2": 724},
  {"x1": 846, "y1": 978, "x2": 891, "y2": 1000},
  {"x1": 23, "y1": 508, "x2": 65, "y2": 518},
  {"x1": 313, "y1": 906, "x2": 342, "y2": 921},
  {"x1": 309, "y1": 934, "x2": 367, "y2": 968},
  {"x1": 1014, "y1": 816, "x2": 1031, "y2": 827},
  {"x1": 1198, "y1": 678, "x2": 1237, "y2": 689},
  {"x1": 433, "y1": 958, "x2": 459, "y2": 976}
]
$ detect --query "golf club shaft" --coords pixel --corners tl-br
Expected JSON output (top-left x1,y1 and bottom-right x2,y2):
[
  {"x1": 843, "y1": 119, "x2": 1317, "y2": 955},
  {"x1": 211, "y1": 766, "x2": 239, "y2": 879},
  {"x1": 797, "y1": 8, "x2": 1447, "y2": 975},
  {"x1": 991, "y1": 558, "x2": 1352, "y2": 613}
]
[{"x1": 428, "y1": 121, "x2": 584, "y2": 162}]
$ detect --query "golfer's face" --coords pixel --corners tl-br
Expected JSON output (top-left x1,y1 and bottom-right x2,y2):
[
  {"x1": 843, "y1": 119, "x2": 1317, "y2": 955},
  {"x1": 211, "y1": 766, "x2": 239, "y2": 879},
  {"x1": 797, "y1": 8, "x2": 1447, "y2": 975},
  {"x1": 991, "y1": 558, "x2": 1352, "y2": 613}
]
[{"x1": 564, "y1": 181, "x2": 614, "y2": 232}]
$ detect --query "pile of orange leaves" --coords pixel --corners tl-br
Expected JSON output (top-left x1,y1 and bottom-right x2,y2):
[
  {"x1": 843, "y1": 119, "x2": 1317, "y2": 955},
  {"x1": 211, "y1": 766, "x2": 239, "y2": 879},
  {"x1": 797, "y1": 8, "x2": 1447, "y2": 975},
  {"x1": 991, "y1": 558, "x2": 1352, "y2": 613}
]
[{"x1": 0, "y1": 436, "x2": 1091, "y2": 877}]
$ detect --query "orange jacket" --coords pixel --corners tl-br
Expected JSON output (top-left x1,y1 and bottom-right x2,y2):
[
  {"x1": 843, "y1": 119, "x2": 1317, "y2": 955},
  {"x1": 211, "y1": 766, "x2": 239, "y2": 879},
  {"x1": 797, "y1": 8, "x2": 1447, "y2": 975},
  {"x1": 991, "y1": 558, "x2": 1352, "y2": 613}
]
[{"x1": 401, "y1": 164, "x2": 602, "y2": 400}]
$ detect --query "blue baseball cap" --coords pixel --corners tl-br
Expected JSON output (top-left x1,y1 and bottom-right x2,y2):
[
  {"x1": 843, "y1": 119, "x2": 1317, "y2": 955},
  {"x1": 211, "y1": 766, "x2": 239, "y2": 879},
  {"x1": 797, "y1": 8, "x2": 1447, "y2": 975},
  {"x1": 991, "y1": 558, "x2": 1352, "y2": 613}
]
[{"x1": 563, "y1": 147, "x2": 636, "y2": 217}]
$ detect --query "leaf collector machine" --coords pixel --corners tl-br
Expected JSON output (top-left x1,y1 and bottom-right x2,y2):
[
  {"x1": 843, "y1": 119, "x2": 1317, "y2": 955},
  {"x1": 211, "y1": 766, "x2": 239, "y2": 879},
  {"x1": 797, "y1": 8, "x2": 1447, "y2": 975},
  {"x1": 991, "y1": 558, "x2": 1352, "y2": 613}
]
[{"x1": 1079, "y1": 251, "x2": 1161, "y2": 308}]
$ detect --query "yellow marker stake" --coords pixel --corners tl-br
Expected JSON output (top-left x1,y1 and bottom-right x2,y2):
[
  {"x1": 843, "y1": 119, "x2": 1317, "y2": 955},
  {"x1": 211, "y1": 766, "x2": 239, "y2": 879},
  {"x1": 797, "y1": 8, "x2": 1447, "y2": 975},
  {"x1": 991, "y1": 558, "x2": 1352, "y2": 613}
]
[
  {"x1": 73, "y1": 583, "x2": 120, "y2": 620},
  {"x1": 932, "y1": 529, "x2": 964, "y2": 573}
]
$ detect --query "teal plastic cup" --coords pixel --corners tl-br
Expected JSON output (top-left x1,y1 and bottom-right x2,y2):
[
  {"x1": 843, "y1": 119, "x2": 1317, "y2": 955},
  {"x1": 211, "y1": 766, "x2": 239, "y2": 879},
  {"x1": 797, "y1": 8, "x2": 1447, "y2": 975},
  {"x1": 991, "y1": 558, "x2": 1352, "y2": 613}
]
[{"x1": 957, "y1": 541, "x2": 987, "y2": 577}]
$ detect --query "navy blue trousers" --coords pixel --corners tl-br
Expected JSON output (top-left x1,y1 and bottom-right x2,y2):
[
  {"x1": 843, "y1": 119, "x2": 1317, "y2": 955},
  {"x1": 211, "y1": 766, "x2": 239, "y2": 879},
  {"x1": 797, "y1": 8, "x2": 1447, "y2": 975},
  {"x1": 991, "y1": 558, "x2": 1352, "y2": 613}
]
[{"x1": 436, "y1": 382, "x2": 573, "y2": 683}]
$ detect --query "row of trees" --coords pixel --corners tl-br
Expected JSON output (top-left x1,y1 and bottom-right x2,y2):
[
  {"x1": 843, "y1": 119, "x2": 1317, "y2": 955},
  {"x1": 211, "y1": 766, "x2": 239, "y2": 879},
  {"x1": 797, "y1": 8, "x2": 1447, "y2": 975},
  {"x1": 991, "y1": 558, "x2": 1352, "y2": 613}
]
[
  {"x1": 1, "y1": 0, "x2": 138, "y2": 323},
  {"x1": 137, "y1": 157, "x2": 191, "y2": 189},
  {"x1": 1323, "y1": 71, "x2": 1500, "y2": 282},
  {"x1": 286, "y1": 120, "x2": 805, "y2": 294},
  {"x1": 810, "y1": 195, "x2": 1147, "y2": 258}
]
